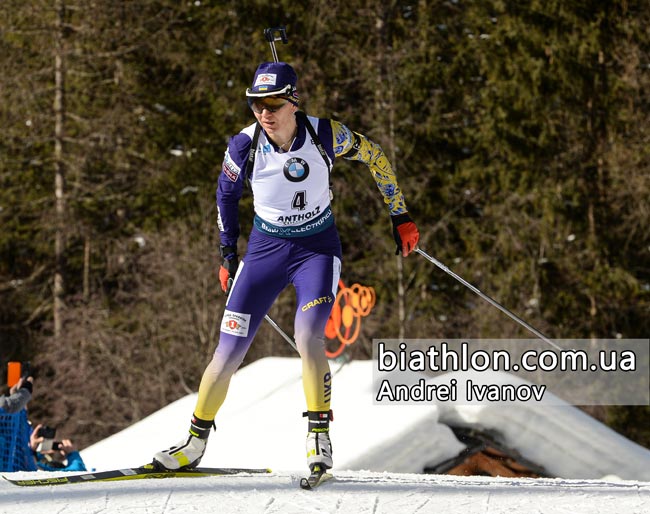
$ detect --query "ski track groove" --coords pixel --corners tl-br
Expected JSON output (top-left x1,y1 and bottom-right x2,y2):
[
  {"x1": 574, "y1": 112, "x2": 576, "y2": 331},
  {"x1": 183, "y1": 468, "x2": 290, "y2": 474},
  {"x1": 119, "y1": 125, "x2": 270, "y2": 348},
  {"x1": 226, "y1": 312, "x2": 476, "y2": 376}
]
[
  {"x1": 94, "y1": 491, "x2": 110, "y2": 514},
  {"x1": 264, "y1": 496, "x2": 275, "y2": 513},
  {"x1": 638, "y1": 483, "x2": 646, "y2": 514},
  {"x1": 161, "y1": 490, "x2": 173, "y2": 514},
  {"x1": 102, "y1": 490, "x2": 109, "y2": 514},
  {"x1": 292, "y1": 500, "x2": 325, "y2": 513},
  {"x1": 412, "y1": 495, "x2": 431, "y2": 513},
  {"x1": 372, "y1": 494, "x2": 379, "y2": 514},
  {"x1": 484, "y1": 491, "x2": 491, "y2": 514},
  {"x1": 81, "y1": 491, "x2": 109, "y2": 514}
]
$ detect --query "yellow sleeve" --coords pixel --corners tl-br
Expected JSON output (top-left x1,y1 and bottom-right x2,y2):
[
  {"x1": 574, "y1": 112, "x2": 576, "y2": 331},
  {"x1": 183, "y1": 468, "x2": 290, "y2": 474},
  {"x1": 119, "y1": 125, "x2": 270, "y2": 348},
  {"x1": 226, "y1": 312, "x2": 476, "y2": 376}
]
[{"x1": 331, "y1": 120, "x2": 407, "y2": 215}]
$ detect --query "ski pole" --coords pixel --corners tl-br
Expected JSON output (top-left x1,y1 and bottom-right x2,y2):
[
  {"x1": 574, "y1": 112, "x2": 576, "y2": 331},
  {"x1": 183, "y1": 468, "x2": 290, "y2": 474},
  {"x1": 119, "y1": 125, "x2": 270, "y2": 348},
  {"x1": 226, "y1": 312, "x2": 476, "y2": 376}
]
[
  {"x1": 264, "y1": 26, "x2": 288, "y2": 63},
  {"x1": 264, "y1": 314, "x2": 349, "y2": 375},
  {"x1": 264, "y1": 314, "x2": 298, "y2": 352},
  {"x1": 414, "y1": 248, "x2": 561, "y2": 351}
]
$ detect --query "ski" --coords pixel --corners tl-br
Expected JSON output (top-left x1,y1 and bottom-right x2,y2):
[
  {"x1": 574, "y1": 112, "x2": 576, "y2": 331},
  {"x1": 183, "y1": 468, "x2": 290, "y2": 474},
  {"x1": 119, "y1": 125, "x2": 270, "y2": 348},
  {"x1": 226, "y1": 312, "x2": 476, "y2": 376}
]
[
  {"x1": 4, "y1": 463, "x2": 271, "y2": 487},
  {"x1": 299, "y1": 465, "x2": 332, "y2": 490}
]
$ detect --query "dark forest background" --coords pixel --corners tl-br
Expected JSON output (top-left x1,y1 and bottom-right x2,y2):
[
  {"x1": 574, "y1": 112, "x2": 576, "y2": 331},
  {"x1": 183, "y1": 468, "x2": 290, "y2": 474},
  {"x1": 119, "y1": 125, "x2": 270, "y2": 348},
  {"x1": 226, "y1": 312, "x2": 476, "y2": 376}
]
[{"x1": 1, "y1": 0, "x2": 649, "y2": 451}]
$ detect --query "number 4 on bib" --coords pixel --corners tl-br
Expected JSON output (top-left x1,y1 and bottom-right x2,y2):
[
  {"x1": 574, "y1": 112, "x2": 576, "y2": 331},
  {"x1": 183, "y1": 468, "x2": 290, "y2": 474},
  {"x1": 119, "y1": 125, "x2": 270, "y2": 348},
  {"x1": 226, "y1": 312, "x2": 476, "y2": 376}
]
[{"x1": 292, "y1": 190, "x2": 307, "y2": 210}]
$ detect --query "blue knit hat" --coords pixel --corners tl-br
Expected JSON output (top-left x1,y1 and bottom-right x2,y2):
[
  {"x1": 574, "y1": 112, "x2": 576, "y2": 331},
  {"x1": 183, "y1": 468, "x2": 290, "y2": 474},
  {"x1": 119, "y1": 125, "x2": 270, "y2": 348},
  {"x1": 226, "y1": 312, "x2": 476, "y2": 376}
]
[{"x1": 246, "y1": 62, "x2": 299, "y2": 102}]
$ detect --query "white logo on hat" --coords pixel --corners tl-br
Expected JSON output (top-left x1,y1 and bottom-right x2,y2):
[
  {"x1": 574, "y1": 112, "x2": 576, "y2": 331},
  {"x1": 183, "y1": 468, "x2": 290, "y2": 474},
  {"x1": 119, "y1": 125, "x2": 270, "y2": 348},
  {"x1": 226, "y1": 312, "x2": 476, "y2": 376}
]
[{"x1": 254, "y1": 73, "x2": 277, "y2": 87}]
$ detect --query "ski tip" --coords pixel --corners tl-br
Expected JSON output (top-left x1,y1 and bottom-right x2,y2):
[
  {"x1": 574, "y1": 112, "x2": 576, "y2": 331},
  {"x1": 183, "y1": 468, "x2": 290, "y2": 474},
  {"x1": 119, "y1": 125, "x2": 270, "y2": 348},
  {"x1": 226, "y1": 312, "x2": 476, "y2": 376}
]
[
  {"x1": 299, "y1": 465, "x2": 332, "y2": 490},
  {"x1": 299, "y1": 477, "x2": 312, "y2": 490},
  {"x1": 4, "y1": 464, "x2": 273, "y2": 487}
]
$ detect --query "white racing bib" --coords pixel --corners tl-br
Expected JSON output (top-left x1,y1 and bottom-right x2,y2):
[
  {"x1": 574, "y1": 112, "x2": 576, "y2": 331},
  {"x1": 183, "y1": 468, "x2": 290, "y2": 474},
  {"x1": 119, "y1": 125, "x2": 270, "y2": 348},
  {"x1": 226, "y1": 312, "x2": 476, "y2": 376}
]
[{"x1": 246, "y1": 116, "x2": 333, "y2": 237}]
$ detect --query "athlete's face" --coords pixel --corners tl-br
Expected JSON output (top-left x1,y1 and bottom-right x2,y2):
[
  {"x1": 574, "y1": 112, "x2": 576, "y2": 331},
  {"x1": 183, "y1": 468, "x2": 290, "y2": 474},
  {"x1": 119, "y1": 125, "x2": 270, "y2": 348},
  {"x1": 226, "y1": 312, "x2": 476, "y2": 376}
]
[{"x1": 251, "y1": 96, "x2": 297, "y2": 137}]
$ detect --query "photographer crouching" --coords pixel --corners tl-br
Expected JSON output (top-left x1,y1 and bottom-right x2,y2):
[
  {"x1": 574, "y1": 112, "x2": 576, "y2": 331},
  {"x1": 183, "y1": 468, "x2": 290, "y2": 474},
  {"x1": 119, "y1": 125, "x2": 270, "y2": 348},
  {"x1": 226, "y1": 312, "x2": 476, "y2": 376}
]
[{"x1": 29, "y1": 423, "x2": 87, "y2": 471}]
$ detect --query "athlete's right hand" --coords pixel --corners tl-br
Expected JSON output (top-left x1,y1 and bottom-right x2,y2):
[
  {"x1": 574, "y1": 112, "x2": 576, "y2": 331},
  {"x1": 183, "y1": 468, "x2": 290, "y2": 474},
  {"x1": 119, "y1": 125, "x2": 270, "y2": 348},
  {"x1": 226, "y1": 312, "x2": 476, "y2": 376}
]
[{"x1": 219, "y1": 245, "x2": 239, "y2": 295}]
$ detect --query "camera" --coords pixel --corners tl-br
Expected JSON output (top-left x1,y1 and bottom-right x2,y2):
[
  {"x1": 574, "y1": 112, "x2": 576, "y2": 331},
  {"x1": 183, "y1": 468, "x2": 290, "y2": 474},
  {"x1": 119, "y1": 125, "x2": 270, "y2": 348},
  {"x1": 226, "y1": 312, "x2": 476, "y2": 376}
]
[
  {"x1": 37, "y1": 426, "x2": 56, "y2": 439},
  {"x1": 36, "y1": 426, "x2": 58, "y2": 452}
]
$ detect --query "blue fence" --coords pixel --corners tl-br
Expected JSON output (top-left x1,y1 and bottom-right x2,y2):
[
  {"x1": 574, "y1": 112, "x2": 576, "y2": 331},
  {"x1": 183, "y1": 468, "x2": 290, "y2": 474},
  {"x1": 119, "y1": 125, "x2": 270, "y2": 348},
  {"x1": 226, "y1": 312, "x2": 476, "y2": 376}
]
[{"x1": 0, "y1": 409, "x2": 37, "y2": 472}]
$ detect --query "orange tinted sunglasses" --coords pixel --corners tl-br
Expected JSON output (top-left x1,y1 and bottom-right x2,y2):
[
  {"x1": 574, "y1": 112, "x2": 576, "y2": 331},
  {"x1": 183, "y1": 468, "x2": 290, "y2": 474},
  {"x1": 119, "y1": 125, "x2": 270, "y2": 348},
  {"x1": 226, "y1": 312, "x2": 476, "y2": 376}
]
[{"x1": 248, "y1": 96, "x2": 290, "y2": 114}]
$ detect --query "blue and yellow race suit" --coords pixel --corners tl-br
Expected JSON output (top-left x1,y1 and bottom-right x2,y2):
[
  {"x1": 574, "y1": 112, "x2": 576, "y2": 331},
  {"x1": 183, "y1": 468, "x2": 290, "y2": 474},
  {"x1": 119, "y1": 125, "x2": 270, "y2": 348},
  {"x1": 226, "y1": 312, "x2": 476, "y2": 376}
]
[{"x1": 194, "y1": 113, "x2": 408, "y2": 420}]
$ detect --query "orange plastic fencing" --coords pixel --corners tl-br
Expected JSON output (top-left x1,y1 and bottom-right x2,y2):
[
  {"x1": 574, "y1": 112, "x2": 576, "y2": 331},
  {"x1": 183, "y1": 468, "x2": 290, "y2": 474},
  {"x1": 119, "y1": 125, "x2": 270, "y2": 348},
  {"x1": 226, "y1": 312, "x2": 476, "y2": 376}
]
[{"x1": 325, "y1": 280, "x2": 376, "y2": 358}]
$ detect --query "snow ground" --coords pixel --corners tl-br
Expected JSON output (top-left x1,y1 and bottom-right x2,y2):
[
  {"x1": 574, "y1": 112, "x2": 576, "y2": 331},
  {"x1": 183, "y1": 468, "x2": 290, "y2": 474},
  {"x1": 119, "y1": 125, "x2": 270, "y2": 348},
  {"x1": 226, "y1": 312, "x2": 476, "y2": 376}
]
[
  {"x1": 1, "y1": 470, "x2": 649, "y2": 514},
  {"x1": 2, "y1": 357, "x2": 650, "y2": 513}
]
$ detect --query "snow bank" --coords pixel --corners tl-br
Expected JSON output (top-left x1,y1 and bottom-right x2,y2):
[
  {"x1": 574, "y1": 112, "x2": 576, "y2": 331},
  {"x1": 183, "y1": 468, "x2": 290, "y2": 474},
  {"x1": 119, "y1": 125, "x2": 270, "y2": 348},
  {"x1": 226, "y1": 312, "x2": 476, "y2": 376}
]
[{"x1": 81, "y1": 358, "x2": 650, "y2": 482}]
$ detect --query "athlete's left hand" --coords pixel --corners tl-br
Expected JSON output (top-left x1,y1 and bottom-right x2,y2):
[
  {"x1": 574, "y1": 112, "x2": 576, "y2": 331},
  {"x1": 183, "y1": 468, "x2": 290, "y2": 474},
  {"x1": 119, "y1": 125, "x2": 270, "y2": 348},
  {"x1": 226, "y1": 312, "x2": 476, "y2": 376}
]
[
  {"x1": 391, "y1": 213, "x2": 420, "y2": 257},
  {"x1": 219, "y1": 245, "x2": 239, "y2": 294}
]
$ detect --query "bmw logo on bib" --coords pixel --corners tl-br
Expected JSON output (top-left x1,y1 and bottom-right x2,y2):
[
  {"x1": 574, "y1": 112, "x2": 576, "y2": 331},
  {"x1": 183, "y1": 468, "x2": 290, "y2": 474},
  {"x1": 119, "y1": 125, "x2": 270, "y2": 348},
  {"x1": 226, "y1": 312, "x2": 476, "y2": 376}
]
[{"x1": 284, "y1": 157, "x2": 310, "y2": 182}]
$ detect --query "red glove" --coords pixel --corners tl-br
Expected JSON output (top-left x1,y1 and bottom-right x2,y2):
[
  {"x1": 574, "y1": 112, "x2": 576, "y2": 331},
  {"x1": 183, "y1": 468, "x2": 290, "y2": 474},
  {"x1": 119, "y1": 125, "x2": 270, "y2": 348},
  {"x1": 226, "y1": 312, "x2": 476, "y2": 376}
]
[
  {"x1": 219, "y1": 245, "x2": 239, "y2": 294},
  {"x1": 391, "y1": 213, "x2": 419, "y2": 257}
]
